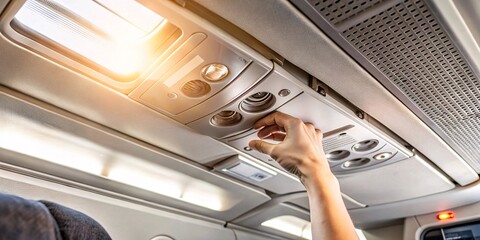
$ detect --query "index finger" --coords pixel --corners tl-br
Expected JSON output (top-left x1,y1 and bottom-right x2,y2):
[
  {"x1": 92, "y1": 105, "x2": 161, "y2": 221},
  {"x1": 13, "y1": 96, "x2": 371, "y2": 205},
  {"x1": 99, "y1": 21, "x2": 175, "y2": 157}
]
[{"x1": 254, "y1": 112, "x2": 300, "y2": 130}]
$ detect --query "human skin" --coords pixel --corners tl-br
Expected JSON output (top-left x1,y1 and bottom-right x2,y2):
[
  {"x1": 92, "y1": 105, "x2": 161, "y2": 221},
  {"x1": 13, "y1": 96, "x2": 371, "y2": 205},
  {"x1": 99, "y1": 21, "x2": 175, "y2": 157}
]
[{"x1": 248, "y1": 112, "x2": 359, "y2": 240}]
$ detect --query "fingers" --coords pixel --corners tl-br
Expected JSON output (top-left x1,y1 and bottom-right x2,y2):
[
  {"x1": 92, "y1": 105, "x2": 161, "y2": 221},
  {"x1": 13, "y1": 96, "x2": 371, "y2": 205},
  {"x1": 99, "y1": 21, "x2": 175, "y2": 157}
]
[
  {"x1": 253, "y1": 112, "x2": 299, "y2": 130},
  {"x1": 248, "y1": 140, "x2": 275, "y2": 155},
  {"x1": 263, "y1": 132, "x2": 286, "y2": 141},
  {"x1": 315, "y1": 129, "x2": 324, "y2": 146},
  {"x1": 257, "y1": 125, "x2": 285, "y2": 138},
  {"x1": 305, "y1": 123, "x2": 316, "y2": 132},
  {"x1": 315, "y1": 129, "x2": 323, "y2": 139}
]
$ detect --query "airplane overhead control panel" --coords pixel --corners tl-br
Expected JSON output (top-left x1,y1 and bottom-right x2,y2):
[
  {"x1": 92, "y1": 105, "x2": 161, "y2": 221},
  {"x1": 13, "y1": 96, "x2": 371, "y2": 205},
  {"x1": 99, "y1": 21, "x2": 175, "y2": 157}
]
[{"x1": 0, "y1": 0, "x2": 457, "y2": 222}]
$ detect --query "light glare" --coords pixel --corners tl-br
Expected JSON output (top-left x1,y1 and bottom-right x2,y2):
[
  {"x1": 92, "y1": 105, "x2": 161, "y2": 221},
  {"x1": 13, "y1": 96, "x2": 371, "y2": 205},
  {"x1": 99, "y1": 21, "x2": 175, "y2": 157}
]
[
  {"x1": 261, "y1": 215, "x2": 367, "y2": 240},
  {"x1": 0, "y1": 119, "x2": 105, "y2": 175},
  {"x1": 201, "y1": 63, "x2": 229, "y2": 82},
  {"x1": 106, "y1": 161, "x2": 228, "y2": 211},
  {"x1": 0, "y1": 114, "x2": 230, "y2": 212},
  {"x1": 14, "y1": 0, "x2": 165, "y2": 75},
  {"x1": 261, "y1": 215, "x2": 311, "y2": 239}
]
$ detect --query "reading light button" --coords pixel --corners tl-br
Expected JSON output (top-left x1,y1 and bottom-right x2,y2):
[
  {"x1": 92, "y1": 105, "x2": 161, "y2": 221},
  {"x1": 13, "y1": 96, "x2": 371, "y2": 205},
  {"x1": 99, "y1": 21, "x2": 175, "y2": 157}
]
[
  {"x1": 201, "y1": 63, "x2": 229, "y2": 82},
  {"x1": 278, "y1": 89, "x2": 291, "y2": 97},
  {"x1": 167, "y1": 92, "x2": 178, "y2": 99}
]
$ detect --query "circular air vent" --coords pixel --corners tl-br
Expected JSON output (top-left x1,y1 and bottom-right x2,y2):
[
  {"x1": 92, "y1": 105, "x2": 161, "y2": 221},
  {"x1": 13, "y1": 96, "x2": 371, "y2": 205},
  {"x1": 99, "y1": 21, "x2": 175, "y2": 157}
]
[
  {"x1": 240, "y1": 92, "x2": 276, "y2": 113},
  {"x1": 342, "y1": 158, "x2": 370, "y2": 169},
  {"x1": 326, "y1": 150, "x2": 350, "y2": 161},
  {"x1": 352, "y1": 139, "x2": 379, "y2": 152},
  {"x1": 210, "y1": 110, "x2": 243, "y2": 126},
  {"x1": 181, "y1": 80, "x2": 211, "y2": 98}
]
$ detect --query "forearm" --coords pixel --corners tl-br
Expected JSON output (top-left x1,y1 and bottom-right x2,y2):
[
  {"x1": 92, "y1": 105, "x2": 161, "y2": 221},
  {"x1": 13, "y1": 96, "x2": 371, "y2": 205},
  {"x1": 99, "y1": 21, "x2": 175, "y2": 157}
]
[
  {"x1": 249, "y1": 112, "x2": 358, "y2": 239},
  {"x1": 304, "y1": 172, "x2": 359, "y2": 240}
]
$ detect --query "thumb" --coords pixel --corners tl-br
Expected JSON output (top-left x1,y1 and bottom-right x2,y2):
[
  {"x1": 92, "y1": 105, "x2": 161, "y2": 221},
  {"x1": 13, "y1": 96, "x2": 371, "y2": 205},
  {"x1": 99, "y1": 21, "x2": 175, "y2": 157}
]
[{"x1": 248, "y1": 140, "x2": 275, "y2": 156}]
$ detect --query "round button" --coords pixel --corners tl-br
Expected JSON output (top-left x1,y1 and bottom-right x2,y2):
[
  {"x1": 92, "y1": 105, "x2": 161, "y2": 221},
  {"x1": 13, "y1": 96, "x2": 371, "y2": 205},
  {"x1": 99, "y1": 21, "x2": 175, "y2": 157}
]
[
  {"x1": 167, "y1": 92, "x2": 178, "y2": 99},
  {"x1": 278, "y1": 89, "x2": 291, "y2": 97}
]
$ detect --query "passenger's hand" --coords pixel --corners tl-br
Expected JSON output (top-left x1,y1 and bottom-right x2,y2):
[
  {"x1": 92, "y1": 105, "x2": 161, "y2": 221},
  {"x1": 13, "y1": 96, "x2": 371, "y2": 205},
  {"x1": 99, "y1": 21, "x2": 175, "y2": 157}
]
[{"x1": 248, "y1": 112, "x2": 331, "y2": 185}]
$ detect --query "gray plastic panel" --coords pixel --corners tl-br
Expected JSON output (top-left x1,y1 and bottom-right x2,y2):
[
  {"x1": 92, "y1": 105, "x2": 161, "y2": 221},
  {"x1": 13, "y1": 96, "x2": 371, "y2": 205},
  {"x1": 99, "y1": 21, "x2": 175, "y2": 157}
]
[
  {"x1": 0, "y1": 88, "x2": 270, "y2": 221},
  {"x1": 232, "y1": 230, "x2": 286, "y2": 240},
  {"x1": 292, "y1": 0, "x2": 480, "y2": 173},
  {"x1": 233, "y1": 203, "x2": 310, "y2": 240},
  {"x1": 194, "y1": 0, "x2": 478, "y2": 186},
  {"x1": 414, "y1": 201, "x2": 480, "y2": 240},
  {"x1": 337, "y1": 154, "x2": 454, "y2": 205},
  {"x1": 288, "y1": 194, "x2": 366, "y2": 210},
  {"x1": 187, "y1": 64, "x2": 302, "y2": 138},
  {"x1": 131, "y1": 34, "x2": 261, "y2": 117},
  {"x1": 223, "y1": 89, "x2": 411, "y2": 174},
  {"x1": 214, "y1": 155, "x2": 306, "y2": 195},
  {"x1": 0, "y1": 170, "x2": 236, "y2": 240}
]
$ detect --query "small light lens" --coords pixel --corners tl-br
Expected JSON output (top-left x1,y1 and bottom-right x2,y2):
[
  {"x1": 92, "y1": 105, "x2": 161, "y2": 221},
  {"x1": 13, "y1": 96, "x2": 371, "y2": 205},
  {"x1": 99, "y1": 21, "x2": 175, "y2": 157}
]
[
  {"x1": 201, "y1": 63, "x2": 229, "y2": 82},
  {"x1": 373, "y1": 152, "x2": 393, "y2": 161},
  {"x1": 437, "y1": 211, "x2": 455, "y2": 220},
  {"x1": 278, "y1": 89, "x2": 291, "y2": 97}
]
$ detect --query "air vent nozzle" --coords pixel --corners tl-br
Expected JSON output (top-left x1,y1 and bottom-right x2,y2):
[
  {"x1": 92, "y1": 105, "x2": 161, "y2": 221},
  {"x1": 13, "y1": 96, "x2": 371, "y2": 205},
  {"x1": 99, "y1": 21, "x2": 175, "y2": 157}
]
[{"x1": 240, "y1": 92, "x2": 276, "y2": 113}]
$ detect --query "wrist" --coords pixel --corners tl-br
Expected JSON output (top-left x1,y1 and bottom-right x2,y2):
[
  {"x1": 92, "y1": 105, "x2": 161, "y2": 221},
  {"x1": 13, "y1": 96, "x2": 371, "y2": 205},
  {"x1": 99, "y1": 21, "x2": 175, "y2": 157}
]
[{"x1": 301, "y1": 169, "x2": 340, "y2": 196}]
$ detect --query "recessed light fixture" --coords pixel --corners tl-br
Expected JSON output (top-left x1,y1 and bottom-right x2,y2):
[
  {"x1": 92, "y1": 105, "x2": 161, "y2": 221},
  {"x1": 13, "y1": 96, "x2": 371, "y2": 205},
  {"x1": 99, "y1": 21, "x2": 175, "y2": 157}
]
[
  {"x1": 0, "y1": 117, "x2": 106, "y2": 175},
  {"x1": 261, "y1": 215, "x2": 312, "y2": 240},
  {"x1": 107, "y1": 162, "x2": 229, "y2": 211},
  {"x1": 0, "y1": 114, "x2": 231, "y2": 211},
  {"x1": 12, "y1": 0, "x2": 177, "y2": 77},
  {"x1": 201, "y1": 63, "x2": 229, "y2": 82},
  {"x1": 261, "y1": 215, "x2": 367, "y2": 240}
]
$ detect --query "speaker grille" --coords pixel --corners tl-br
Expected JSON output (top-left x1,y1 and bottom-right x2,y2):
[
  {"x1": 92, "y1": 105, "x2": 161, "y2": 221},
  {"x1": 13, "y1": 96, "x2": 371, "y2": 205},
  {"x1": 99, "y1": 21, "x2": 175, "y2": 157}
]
[
  {"x1": 323, "y1": 134, "x2": 357, "y2": 153},
  {"x1": 308, "y1": 0, "x2": 383, "y2": 24},
  {"x1": 294, "y1": 0, "x2": 480, "y2": 172}
]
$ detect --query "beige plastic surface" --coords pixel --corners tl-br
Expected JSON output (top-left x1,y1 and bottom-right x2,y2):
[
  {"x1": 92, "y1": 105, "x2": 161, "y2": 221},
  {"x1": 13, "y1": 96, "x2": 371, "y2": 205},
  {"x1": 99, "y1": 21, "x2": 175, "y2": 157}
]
[{"x1": 0, "y1": 0, "x2": 8, "y2": 14}]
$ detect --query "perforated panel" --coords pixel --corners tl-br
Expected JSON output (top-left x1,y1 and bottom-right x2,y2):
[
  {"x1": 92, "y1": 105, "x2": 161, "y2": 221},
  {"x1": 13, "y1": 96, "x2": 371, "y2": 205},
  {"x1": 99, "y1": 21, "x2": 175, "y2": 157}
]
[
  {"x1": 307, "y1": 0, "x2": 383, "y2": 24},
  {"x1": 294, "y1": 0, "x2": 480, "y2": 172},
  {"x1": 323, "y1": 134, "x2": 357, "y2": 153}
]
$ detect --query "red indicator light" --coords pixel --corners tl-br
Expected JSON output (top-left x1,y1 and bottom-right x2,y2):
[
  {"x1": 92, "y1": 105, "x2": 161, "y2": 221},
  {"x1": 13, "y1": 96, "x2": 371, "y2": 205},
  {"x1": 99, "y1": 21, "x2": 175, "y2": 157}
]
[{"x1": 436, "y1": 211, "x2": 455, "y2": 220}]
